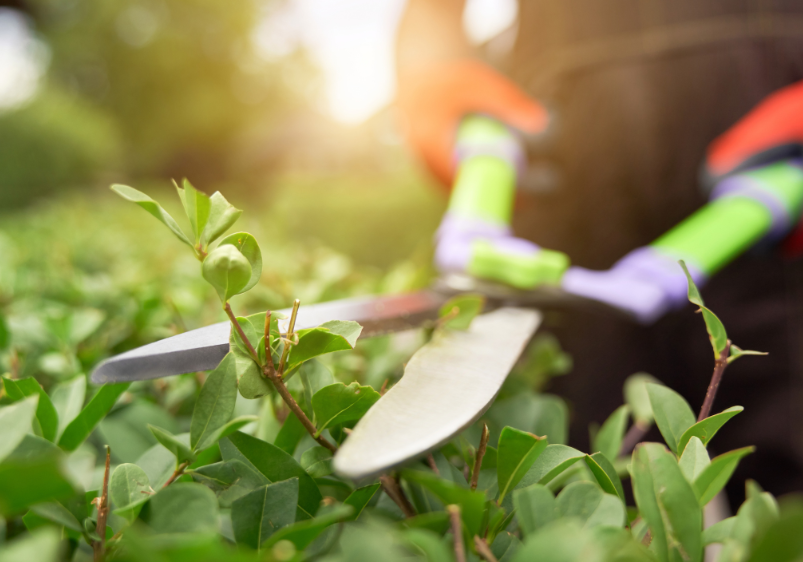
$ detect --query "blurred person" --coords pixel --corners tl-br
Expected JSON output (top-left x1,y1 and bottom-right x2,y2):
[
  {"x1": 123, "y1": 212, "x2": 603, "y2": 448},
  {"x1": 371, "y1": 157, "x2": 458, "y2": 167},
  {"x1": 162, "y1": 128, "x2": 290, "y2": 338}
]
[{"x1": 397, "y1": 0, "x2": 803, "y2": 503}]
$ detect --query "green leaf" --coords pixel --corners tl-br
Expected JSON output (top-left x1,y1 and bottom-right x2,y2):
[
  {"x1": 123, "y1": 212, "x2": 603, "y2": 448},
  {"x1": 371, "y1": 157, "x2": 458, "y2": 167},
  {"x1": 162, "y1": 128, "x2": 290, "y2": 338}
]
[
  {"x1": 343, "y1": 483, "x2": 381, "y2": 521},
  {"x1": 175, "y1": 178, "x2": 211, "y2": 245},
  {"x1": 624, "y1": 373, "x2": 660, "y2": 426},
  {"x1": 728, "y1": 344, "x2": 767, "y2": 364},
  {"x1": 646, "y1": 383, "x2": 696, "y2": 455},
  {"x1": 680, "y1": 260, "x2": 728, "y2": 356},
  {"x1": 0, "y1": 454, "x2": 75, "y2": 515},
  {"x1": 745, "y1": 499, "x2": 803, "y2": 562},
  {"x1": 592, "y1": 405, "x2": 630, "y2": 460},
  {"x1": 232, "y1": 350, "x2": 272, "y2": 400},
  {"x1": 727, "y1": 480, "x2": 779, "y2": 552},
  {"x1": 585, "y1": 453, "x2": 625, "y2": 502},
  {"x1": 678, "y1": 437, "x2": 710, "y2": 483},
  {"x1": 0, "y1": 528, "x2": 61, "y2": 562},
  {"x1": 231, "y1": 478, "x2": 298, "y2": 550},
  {"x1": 300, "y1": 360, "x2": 335, "y2": 414},
  {"x1": 301, "y1": 447, "x2": 333, "y2": 478},
  {"x1": 145, "y1": 482, "x2": 218, "y2": 534},
  {"x1": 402, "y1": 528, "x2": 454, "y2": 562},
  {"x1": 230, "y1": 316, "x2": 260, "y2": 357},
  {"x1": 58, "y1": 383, "x2": 130, "y2": 451},
  {"x1": 111, "y1": 184, "x2": 193, "y2": 248},
  {"x1": 677, "y1": 406, "x2": 743, "y2": 455},
  {"x1": 631, "y1": 443, "x2": 702, "y2": 562},
  {"x1": 509, "y1": 519, "x2": 591, "y2": 562},
  {"x1": 202, "y1": 244, "x2": 252, "y2": 302},
  {"x1": 438, "y1": 293, "x2": 485, "y2": 330},
  {"x1": 497, "y1": 427, "x2": 548, "y2": 502},
  {"x1": 218, "y1": 232, "x2": 262, "y2": 293},
  {"x1": 204, "y1": 416, "x2": 257, "y2": 448},
  {"x1": 50, "y1": 376, "x2": 86, "y2": 441},
  {"x1": 286, "y1": 320, "x2": 363, "y2": 373},
  {"x1": 402, "y1": 512, "x2": 451, "y2": 534},
  {"x1": 274, "y1": 412, "x2": 306, "y2": 455},
  {"x1": 491, "y1": 531, "x2": 522, "y2": 562},
  {"x1": 148, "y1": 425, "x2": 196, "y2": 464},
  {"x1": 513, "y1": 483, "x2": 556, "y2": 537},
  {"x1": 0, "y1": 396, "x2": 39, "y2": 463},
  {"x1": 220, "y1": 431, "x2": 322, "y2": 519},
  {"x1": 401, "y1": 470, "x2": 487, "y2": 536},
  {"x1": 311, "y1": 382, "x2": 380, "y2": 437},
  {"x1": 190, "y1": 352, "x2": 238, "y2": 450},
  {"x1": 201, "y1": 191, "x2": 243, "y2": 246},
  {"x1": 2, "y1": 378, "x2": 59, "y2": 443},
  {"x1": 110, "y1": 463, "x2": 152, "y2": 522},
  {"x1": 262, "y1": 504, "x2": 353, "y2": 550},
  {"x1": 556, "y1": 481, "x2": 626, "y2": 529},
  {"x1": 702, "y1": 516, "x2": 735, "y2": 545},
  {"x1": 515, "y1": 444, "x2": 585, "y2": 490},
  {"x1": 693, "y1": 446, "x2": 754, "y2": 507},
  {"x1": 192, "y1": 459, "x2": 269, "y2": 508},
  {"x1": 29, "y1": 501, "x2": 83, "y2": 532}
]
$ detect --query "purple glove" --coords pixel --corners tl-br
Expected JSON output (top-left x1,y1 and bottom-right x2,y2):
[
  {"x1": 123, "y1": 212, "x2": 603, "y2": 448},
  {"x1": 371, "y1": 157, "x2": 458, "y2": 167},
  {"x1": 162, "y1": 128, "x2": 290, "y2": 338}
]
[
  {"x1": 434, "y1": 212, "x2": 540, "y2": 273},
  {"x1": 561, "y1": 247, "x2": 707, "y2": 324}
]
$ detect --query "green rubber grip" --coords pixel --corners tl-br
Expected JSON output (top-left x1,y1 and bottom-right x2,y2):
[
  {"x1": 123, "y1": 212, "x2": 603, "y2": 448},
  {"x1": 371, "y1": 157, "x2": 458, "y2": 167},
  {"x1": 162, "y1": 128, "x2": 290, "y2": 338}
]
[
  {"x1": 447, "y1": 116, "x2": 518, "y2": 226},
  {"x1": 652, "y1": 161, "x2": 803, "y2": 274}
]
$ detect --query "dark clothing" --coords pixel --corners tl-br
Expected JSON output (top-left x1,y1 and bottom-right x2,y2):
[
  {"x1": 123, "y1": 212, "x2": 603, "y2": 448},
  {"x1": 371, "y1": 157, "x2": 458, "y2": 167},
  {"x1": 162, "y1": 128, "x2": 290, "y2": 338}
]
[{"x1": 506, "y1": 1, "x2": 803, "y2": 503}]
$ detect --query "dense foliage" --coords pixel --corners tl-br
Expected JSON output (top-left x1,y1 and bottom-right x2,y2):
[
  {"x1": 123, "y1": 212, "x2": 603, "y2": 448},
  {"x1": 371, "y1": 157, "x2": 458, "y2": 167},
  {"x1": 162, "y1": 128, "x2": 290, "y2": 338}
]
[{"x1": 0, "y1": 183, "x2": 801, "y2": 562}]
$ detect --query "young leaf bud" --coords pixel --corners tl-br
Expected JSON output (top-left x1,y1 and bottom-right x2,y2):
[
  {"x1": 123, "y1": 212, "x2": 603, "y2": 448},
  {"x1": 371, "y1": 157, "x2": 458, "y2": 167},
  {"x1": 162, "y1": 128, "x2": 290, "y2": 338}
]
[{"x1": 202, "y1": 244, "x2": 252, "y2": 303}]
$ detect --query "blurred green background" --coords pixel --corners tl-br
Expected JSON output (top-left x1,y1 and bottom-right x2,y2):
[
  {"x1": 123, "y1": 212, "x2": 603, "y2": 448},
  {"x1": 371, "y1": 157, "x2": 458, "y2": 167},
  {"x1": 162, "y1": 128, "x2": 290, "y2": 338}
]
[
  {"x1": 0, "y1": 0, "x2": 449, "y2": 379},
  {"x1": 0, "y1": 0, "x2": 445, "y2": 262}
]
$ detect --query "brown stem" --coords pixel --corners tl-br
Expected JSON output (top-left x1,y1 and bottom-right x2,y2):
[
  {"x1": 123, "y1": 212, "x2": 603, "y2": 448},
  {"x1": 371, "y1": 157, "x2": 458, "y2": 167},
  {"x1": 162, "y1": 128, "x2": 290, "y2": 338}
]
[
  {"x1": 264, "y1": 310, "x2": 271, "y2": 360},
  {"x1": 470, "y1": 424, "x2": 490, "y2": 491},
  {"x1": 427, "y1": 453, "x2": 440, "y2": 476},
  {"x1": 224, "y1": 302, "x2": 260, "y2": 364},
  {"x1": 264, "y1": 362, "x2": 337, "y2": 453},
  {"x1": 620, "y1": 422, "x2": 650, "y2": 457},
  {"x1": 448, "y1": 505, "x2": 466, "y2": 562},
  {"x1": 379, "y1": 474, "x2": 416, "y2": 518},
  {"x1": 474, "y1": 536, "x2": 499, "y2": 562},
  {"x1": 163, "y1": 460, "x2": 190, "y2": 488},
  {"x1": 93, "y1": 446, "x2": 111, "y2": 562},
  {"x1": 278, "y1": 299, "x2": 300, "y2": 376},
  {"x1": 698, "y1": 340, "x2": 732, "y2": 422}
]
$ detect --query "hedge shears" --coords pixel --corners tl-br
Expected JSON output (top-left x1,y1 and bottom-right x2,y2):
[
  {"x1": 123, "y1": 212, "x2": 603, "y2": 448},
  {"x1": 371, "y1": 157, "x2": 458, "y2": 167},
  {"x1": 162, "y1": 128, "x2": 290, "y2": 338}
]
[{"x1": 91, "y1": 114, "x2": 803, "y2": 481}]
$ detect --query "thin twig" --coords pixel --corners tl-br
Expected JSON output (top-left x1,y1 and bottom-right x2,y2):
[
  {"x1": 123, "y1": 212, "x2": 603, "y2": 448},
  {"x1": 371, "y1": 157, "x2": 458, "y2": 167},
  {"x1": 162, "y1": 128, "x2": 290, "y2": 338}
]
[
  {"x1": 379, "y1": 474, "x2": 416, "y2": 518},
  {"x1": 264, "y1": 362, "x2": 337, "y2": 453},
  {"x1": 163, "y1": 460, "x2": 190, "y2": 488},
  {"x1": 379, "y1": 379, "x2": 389, "y2": 396},
  {"x1": 427, "y1": 454, "x2": 440, "y2": 476},
  {"x1": 224, "y1": 302, "x2": 260, "y2": 364},
  {"x1": 264, "y1": 310, "x2": 271, "y2": 361},
  {"x1": 698, "y1": 340, "x2": 732, "y2": 422},
  {"x1": 448, "y1": 505, "x2": 466, "y2": 562},
  {"x1": 470, "y1": 424, "x2": 490, "y2": 491},
  {"x1": 474, "y1": 536, "x2": 499, "y2": 562},
  {"x1": 620, "y1": 422, "x2": 650, "y2": 457},
  {"x1": 278, "y1": 299, "x2": 300, "y2": 376},
  {"x1": 93, "y1": 446, "x2": 111, "y2": 562}
]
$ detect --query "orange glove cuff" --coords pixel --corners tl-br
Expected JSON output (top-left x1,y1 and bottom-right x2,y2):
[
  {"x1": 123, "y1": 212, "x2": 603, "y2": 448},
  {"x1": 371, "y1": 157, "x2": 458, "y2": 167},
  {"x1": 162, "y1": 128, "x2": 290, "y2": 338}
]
[
  {"x1": 706, "y1": 80, "x2": 803, "y2": 183},
  {"x1": 397, "y1": 59, "x2": 548, "y2": 185}
]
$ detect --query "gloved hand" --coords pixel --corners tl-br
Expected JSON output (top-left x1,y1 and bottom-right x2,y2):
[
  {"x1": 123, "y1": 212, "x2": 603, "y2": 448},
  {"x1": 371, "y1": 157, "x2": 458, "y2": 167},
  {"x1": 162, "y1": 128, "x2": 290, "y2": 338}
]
[
  {"x1": 433, "y1": 115, "x2": 569, "y2": 289},
  {"x1": 705, "y1": 80, "x2": 803, "y2": 184},
  {"x1": 564, "y1": 160, "x2": 803, "y2": 323},
  {"x1": 562, "y1": 247, "x2": 706, "y2": 324},
  {"x1": 397, "y1": 59, "x2": 549, "y2": 185},
  {"x1": 705, "y1": 79, "x2": 803, "y2": 255}
]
